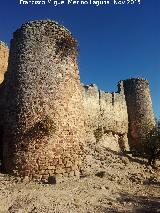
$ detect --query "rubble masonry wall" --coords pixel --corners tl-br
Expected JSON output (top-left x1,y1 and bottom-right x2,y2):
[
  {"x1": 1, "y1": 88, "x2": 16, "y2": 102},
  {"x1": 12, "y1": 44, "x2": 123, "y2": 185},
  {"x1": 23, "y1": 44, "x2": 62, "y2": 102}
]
[
  {"x1": 123, "y1": 78, "x2": 156, "y2": 150},
  {"x1": 82, "y1": 82, "x2": 129, "y2": 152},
  {"x1": 3, "y1": 20, "x2": 85, "y2": 181}
]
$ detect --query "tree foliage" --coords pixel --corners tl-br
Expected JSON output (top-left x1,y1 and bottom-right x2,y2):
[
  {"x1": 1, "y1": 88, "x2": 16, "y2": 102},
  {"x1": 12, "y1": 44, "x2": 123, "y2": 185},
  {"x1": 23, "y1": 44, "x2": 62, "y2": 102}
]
[{"x1": 139, "y1": 119, "x2": 160, "y2": 166}]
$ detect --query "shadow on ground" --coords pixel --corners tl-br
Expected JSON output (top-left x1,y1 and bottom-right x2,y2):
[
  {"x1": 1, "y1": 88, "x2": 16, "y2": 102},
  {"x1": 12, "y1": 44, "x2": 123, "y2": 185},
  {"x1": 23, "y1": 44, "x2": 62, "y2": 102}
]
[
  {"x1": 105, "y1": 148, "x2": 147, "y2": 165},
  {"x1": 116, "y1": 193, "x2": 160, "y2": 213}
]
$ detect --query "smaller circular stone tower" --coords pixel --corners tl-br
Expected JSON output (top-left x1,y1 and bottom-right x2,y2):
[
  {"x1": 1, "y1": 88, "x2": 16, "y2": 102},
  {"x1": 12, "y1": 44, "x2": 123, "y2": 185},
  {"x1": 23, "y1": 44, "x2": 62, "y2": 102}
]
[
  {"x1": 3, "y1": 20, "x2": 85, "y2": 182},
  {"x1": 123, "y1": 78, "x2": 156, "y2": 150}
]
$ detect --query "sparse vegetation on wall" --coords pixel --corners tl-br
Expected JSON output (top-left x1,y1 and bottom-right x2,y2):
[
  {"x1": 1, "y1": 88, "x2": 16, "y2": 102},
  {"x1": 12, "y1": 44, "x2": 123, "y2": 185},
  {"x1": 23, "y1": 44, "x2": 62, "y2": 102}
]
[{"x1": 94, "y1": 126, "x2": 103, "y2": 142}]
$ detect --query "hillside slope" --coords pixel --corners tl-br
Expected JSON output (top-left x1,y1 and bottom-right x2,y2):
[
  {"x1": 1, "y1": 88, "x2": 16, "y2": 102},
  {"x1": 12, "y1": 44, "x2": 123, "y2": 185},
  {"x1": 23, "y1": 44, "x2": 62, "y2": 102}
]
[{"x1": 0, "y1": 146, "x2": 160, "y2": 213}]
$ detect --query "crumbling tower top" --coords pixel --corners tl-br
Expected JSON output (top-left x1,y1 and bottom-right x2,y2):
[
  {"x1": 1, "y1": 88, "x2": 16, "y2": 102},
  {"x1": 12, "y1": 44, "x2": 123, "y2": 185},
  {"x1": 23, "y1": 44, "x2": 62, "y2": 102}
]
[{"x1": 13, "y1": 20, "x2": 78, "y2": 60}]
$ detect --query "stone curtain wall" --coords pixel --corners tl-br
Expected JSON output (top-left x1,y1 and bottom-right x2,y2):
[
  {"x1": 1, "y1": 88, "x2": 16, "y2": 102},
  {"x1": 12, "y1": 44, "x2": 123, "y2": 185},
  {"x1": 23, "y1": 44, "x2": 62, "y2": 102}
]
[
  {"x1": 3, "y1": 20, "x2": 85, "y2": 181},
  {"x1": 0, "y1": 42, "x2": 9, "y2": 84},
  {"x1": 123, "y1": 78, "x2": 156, "y2": 150},
  {"x1": 82, "y1": 84, "x2": 100, "y2": 131},
  {"x1": 82, "y1": 82, "x2": 129, "y2": 152}
]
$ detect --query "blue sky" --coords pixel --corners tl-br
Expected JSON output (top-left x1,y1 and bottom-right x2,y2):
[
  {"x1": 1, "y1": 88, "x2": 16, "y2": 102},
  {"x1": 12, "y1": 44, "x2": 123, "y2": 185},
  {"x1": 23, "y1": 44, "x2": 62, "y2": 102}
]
[{"x1": 0, "y1": 0, "x2": 160, "y2": 117}]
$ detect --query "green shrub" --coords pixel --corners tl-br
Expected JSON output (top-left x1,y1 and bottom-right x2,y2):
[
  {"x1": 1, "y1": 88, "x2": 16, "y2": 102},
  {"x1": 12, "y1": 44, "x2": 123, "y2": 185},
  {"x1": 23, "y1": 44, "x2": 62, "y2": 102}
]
[{"x1": 138, "y1": 119, "x2": 160, "y2": 166}]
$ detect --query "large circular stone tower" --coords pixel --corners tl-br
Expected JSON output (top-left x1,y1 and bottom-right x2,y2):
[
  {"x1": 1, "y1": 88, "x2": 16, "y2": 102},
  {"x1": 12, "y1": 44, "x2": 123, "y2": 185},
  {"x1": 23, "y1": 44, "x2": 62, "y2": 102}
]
[
  {"x1": 3, "y1": 20, "x2": 85, "y2": 181},
  {"x1": 123, "y1": 78, "x2": 155, "y2": 150}
]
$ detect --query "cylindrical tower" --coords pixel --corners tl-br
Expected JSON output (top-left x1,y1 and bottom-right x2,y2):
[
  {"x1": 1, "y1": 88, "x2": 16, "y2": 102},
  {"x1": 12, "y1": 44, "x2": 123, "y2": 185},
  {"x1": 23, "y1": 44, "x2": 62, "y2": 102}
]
[
  {"x1": 3, "y1": 20, "x2": 85, "y2": 181},
  {"x1": 123, "y1": 78, "x2": 155, "y2": 150}
]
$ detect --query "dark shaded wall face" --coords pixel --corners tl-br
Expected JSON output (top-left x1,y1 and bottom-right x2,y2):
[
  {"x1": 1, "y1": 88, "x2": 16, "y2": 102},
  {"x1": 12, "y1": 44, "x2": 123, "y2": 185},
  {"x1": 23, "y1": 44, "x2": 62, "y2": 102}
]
[
  {"x1": 123, "y1": 78, "x2": 155, "y2": 150},
  {"x1": 3, "y1": 20, "x2": 85, "y2": 181},
  {"x1": 0, "y1": 126, "x2": 4, "y2": 170}
]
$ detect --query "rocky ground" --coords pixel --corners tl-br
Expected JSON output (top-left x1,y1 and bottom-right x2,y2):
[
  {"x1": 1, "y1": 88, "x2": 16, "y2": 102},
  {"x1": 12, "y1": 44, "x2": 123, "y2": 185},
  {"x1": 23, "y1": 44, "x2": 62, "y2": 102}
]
[{"x1": 0, "y1": 146, "x2": 160, "y2": 213}]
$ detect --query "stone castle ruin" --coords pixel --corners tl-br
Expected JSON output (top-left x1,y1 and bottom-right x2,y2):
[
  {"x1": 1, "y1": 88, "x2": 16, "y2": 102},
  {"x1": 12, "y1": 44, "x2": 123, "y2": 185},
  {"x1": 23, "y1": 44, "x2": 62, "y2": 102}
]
[{"x1": 0, "y1": 20, "x2": 156, "y2": 182}]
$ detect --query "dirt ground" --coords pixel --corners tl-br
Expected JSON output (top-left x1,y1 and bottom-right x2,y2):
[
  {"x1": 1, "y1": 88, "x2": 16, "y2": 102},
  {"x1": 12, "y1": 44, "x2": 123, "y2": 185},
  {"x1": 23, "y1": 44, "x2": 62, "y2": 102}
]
[{"x1": 0, "y1": 148, "x2": 160, "y2": 213}]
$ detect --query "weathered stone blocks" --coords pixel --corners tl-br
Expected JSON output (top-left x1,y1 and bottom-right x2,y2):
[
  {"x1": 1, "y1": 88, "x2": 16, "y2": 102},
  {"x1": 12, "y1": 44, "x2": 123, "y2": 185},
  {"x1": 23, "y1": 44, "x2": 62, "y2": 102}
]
[
  {"x1": 82, "y1": 82, "x2": 129, "y2": 152},
  {"x1": 123, "y1": 78, "x2": 155, "y2": 150},
  {"x1": 3, "y1": 20, "x2": 85, "y2": 181}
]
